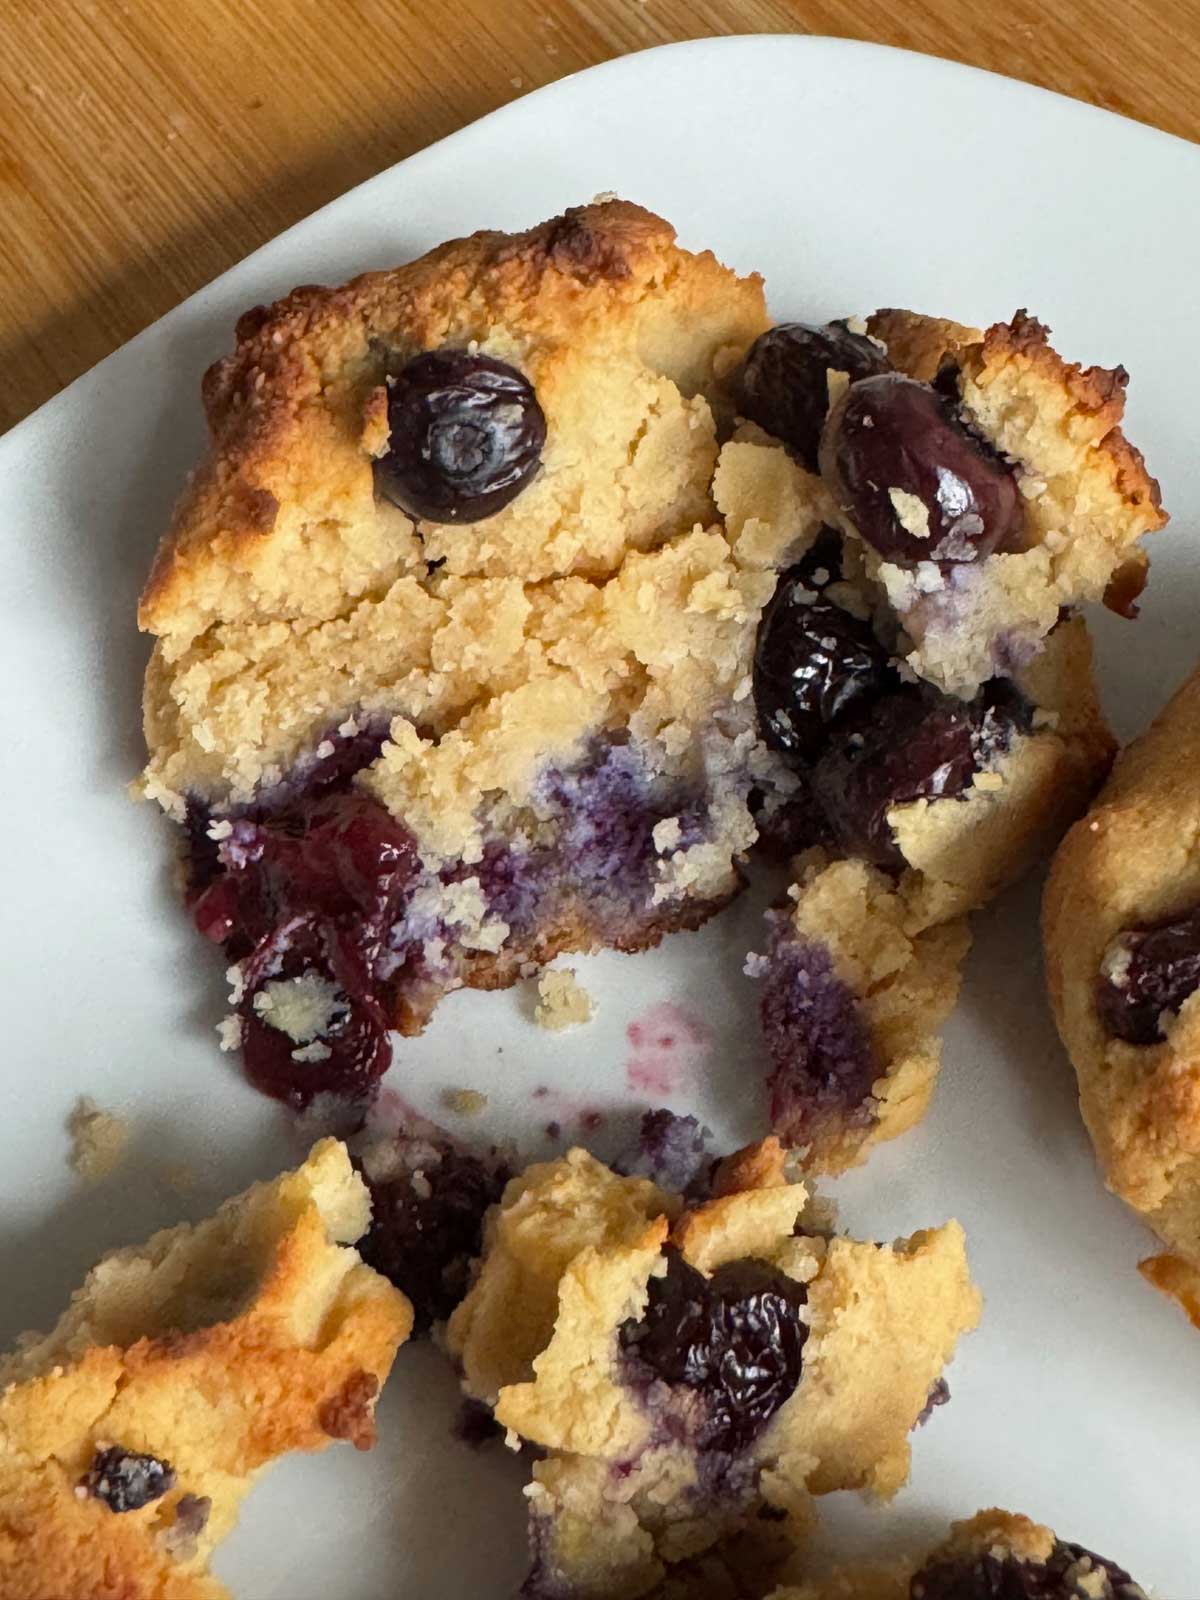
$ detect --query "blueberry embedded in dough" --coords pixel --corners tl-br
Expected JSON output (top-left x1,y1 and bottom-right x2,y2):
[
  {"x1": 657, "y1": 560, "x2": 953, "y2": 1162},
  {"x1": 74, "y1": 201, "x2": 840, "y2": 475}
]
[{"x1": 447, "y1": 1138, "x2": 979, "y2": 1597}]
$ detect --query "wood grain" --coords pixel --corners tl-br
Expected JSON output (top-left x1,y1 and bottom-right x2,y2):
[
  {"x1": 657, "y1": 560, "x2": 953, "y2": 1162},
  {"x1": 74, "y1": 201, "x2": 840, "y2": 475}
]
[{"x1": 1, "y1": 0, "x2": 1197, "y2": 432}]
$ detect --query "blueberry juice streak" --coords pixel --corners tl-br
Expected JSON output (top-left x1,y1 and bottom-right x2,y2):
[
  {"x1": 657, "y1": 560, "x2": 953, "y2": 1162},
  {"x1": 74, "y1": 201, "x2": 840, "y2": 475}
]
[{"x1": 1096, "y1": 904, "x2": 1200, "y2": 1045}]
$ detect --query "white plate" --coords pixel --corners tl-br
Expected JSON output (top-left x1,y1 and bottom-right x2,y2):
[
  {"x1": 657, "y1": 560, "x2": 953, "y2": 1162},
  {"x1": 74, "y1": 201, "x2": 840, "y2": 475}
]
[{"x1": 3, "y1": 34, "x2": 1199, "y2": 1599}]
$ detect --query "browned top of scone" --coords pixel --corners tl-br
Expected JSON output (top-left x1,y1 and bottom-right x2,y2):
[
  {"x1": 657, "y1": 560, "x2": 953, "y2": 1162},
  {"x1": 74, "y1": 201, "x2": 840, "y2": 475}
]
[
  {"x1": 1044, "y1": 661, "x2": 1200, "y2": 1235},
  {"x1": 138, "y1": 200, "x2": 767, "y2": 652}
]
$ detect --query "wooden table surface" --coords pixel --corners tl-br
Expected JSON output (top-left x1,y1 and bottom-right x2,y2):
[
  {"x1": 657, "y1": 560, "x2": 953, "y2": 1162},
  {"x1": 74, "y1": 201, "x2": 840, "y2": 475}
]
[{"x1": 2, "y1": 0, "x2": 1197, "y2": 433}]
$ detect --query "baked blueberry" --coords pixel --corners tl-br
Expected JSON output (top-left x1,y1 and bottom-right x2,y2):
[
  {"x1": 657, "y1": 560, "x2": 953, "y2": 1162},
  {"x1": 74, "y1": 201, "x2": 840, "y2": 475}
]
[
  {"x1": 619, "y1": 1246, "x2": 808, "y2": 1454},
  {"x1": 738, "y1": 321, "x2": 890, "y2": 470},
  {"x1": 819, "y1": 372, "x2": 1023, "y2": 565},
  {"x1": 79, "y1": 1446, "x2": 175, "y2": 1513},
  {"x1": 376, "y1": 349, "x2": 546, "y2": 522},
  {"x1": 358, "y1": 1128, "x2": 510, "y2": 1333},
  {"x1": 1095, "y1": 906, "x2": 1200, "y2": 1045},
  {"x1": 810, "y1": 681, "x2": 1033, "y2": 866}
]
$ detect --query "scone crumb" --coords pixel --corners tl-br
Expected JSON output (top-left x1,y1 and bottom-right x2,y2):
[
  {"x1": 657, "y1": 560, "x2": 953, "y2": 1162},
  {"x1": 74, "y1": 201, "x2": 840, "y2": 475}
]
[
  {"x1": 972, "y1": 771, "x2": 1005, "y2": 792},
  {"x1": 443, "y1": 1087, "x2": 489, "y2": 1116},
  {"x1": 534, "y1": 968, "x2": 594, "y2": 1030},
  {"x1": 66, "y1": 1097, "x2": 130, "y2": 1182}
]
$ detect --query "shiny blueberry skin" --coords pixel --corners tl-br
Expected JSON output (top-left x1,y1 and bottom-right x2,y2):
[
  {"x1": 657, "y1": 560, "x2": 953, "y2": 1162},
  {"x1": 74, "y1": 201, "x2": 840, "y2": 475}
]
[
  {"x1": 1096, "y1": 906, "x2": 1200, "y2": 1045},
  {"x1": 618, "y1": 1246, "x2": 808, "y2": 1454},
  {"x1": 911, "y1": 1538, "x2": 1145, "y2": 1600},
  {"x1": 80, "y1": 1446, "x2": 176, "y2": 1513},
  {"x1": 809, "y1": 681, "x2": 1033, "y2": 866},
  {"x1": 819, "y1": 372, "x2": 1023, "y2": 565},
  {"x1": 738, "y1": 322, "x2": 891, "y2": 470},
  {"x1": 754, "y1": 573, "x2": 894, "y2": 764},
  {"x1": 375, "y1": 350, "x2": 546, "y2": 523}
]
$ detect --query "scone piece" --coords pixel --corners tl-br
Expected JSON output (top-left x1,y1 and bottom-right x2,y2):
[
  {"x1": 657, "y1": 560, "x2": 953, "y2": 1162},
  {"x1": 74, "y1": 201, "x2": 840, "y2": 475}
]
[
  {"x1": 859, "y1": 310, "x2": 1164, "y2": 697},
  {"x1": 751, "y1": 853, "x2": 971, "y2": 1174},
  {"x1": 136, "y1": 198, "x2": 787, "y2": 1113},
  {"x1": 774, "y1": 1507, "x2": 1147, "y2": 1600},
  {"x1": 0, "y1": 1139, "x2": 412, "y2": 1600},
  {"x1": 717, "y1": 446, "x2": 1116, "y2": 925},
  {"x1": 447, "y1": 1134, "x2": 980, "y2": 1598},
  {"x1": 735, "y1": 605, "x2": 1111, "y2": 1176},
  {"x1": 1045, "y1": 662, "x2": 1200, "y2": 1272}
]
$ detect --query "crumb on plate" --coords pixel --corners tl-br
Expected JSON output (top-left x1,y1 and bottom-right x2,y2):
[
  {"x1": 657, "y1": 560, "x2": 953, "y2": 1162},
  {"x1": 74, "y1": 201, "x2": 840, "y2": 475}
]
[
  {"x1": 66, "y1": 1097, "x2": 130, "y2": 1182},
  {"x1": 443, "y1": 1087, "x2": 489, "y2": 1117},
  {"x1": 534, "y1": 967, "x2": 594, "y2": 1031}
]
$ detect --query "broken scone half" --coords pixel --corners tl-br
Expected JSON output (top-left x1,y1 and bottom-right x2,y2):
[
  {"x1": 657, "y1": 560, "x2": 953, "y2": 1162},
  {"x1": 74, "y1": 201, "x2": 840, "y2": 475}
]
[
  {"x1": 447, "y1": 1123, "x2": 980, "y2": 1598},
  {"x1": 0, "y1": 1139, "x2": 412, "y2": 1600}
]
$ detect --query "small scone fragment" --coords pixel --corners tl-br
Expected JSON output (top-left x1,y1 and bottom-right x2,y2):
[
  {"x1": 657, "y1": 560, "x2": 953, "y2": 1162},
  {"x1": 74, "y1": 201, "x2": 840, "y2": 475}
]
[
  {"x1": 66, "y1": 1096, "x2": 130, "y2": 1181},
  {"x1": 535, "y1": 968, "x2": 594, "y2": 1030},
  {"x1": 774, "y1": 1506, "x2": 1147, "y2": 1600},
  {"x1": 448, "y1": 1126, "x2": 979, "y2": 1597},
  {"x1": 1045, "y1": 661, "x2": 1200, "y2": 1272},
  {"x1": 753, "y1": 853, "x2": 970, "y2": 1175},
  {"x1": 0, "y1": 1139, "x2": 412, "y2": 1600}
]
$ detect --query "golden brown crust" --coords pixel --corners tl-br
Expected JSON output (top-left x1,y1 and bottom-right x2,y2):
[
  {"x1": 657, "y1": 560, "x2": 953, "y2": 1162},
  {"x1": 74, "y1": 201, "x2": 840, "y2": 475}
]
[
  {"x1": 139, "y1": 200, "x2": 766, "y2": 649},
  {"x1": 0, "y1": 1140, "x2": 412, "y2": 1600},
  {"x1": 1138, "y1": 1252, "x2": 1200, "y2": 1330},
  {"x1": 1044, "y1": 662, "x2": 1200, "y2": 1262},
  {"x1": 865, "y1": 308, "x2": 983, "y2": 382},
  {"x1": 965, "y1": 312, "x2": 1165, "y2": 599}
]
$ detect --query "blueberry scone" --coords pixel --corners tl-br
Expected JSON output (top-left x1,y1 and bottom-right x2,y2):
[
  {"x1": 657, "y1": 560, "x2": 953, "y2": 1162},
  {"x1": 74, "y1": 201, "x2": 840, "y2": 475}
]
[
  {"x1": 0, "y1": 1140, "x2": 411, "y2": 1600},
  {"x1": 137, "y1": 200, "x2": 779, "y2": 1112},
  {"x1": 1045, "y1": 662, "x2": 1200, "y2": 1283},
  {"x1": 773, "y1": 1508, "x2": 1146, "y2": 1600},
  {"x1": 136, "y1": 198, "x2": 1159, "y2": 1155},
  {"x1": 722, "y1": 304, "x2": 1163, "y2": 1169},
  {"x1": 447, "y1": 1124, "x2": 980, "y2": 1598}
]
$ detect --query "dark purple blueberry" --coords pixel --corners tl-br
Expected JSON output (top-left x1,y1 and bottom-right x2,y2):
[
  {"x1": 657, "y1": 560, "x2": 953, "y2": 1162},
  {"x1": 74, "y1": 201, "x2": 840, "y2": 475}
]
[
  {"x1": 375, "y1": 350, "x2": 546, "y2": 523},
  {"x1": 618, "y1": 1246, "x2": 808, "y2": 1454},
  {"x1": 357, "y1": 1129, "x2": 510, "y2": 1333},
  {"x1": 238, "y1": 919, "x2": 391, "y2": 1110},
  {"x1": 1096, "y1": 906, "x2": 1200, "y2": 1045},
  {"x1": 911, "y1": 1537, "x2": 1145, "y2": 1600},
  {"x1": 738, "y1": 322, "x2": 891, "y2": 470},
  {"x1": 754, "y1": 574, "x2": 894, "y2": 763},
  {"x1": 819, "y1": 373, "x2": 1023, "y2": 565},
  {"x1": 760, "y1": 932, "x2": 879, "y2": 1143},
  {"x1": 79, "y1": 1446, "x2": 175, "y2": 1512},
  {"x1": 809, "y1": 681, "x2": 1033, "y2": 867},
  {"x1": 613, "y1": 1108, "x2": 713, "y2": 1195}
]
